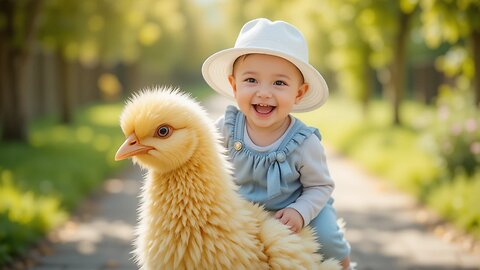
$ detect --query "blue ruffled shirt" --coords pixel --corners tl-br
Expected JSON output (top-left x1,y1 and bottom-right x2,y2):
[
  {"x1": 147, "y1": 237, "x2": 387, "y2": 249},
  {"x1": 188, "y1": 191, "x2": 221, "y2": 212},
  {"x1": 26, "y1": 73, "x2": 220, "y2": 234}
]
[{"x1": 216, "y1": 106, "x2": 335, "y2": 226}]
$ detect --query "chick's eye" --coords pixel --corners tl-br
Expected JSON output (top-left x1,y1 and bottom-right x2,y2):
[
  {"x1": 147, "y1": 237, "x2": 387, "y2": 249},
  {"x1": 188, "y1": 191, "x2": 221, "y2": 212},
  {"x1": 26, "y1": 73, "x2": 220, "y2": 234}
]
[{"x1": 156, "y1": 125, "x2": 172, "y2": 138}]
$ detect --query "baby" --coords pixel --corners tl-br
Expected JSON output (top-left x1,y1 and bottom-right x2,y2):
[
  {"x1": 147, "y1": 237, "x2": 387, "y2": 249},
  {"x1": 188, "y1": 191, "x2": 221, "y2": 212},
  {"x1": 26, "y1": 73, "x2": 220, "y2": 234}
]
[{"x1": 202, "y1": 18, "x2": 352, "y2": 269}]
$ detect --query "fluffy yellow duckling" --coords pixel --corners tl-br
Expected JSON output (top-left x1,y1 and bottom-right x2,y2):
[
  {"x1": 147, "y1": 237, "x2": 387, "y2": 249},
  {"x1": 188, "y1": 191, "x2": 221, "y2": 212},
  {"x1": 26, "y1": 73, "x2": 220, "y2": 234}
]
[{"x1": 115, "y1": 87, "x2": 340, "y2": 270}]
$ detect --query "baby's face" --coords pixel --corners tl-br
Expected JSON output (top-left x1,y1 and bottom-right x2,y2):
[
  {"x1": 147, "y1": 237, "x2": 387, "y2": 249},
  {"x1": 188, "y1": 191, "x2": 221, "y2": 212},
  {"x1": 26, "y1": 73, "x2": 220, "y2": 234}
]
[{"x1": 228, "y1": 54, "x2": 308, "y2": 132}]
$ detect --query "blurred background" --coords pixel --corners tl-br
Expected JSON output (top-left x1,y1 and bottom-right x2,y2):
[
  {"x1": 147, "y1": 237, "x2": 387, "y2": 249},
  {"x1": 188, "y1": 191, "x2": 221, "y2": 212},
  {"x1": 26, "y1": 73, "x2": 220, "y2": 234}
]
[{"x1": 0, "y1": 0, "x2": 479, "y2": 267}]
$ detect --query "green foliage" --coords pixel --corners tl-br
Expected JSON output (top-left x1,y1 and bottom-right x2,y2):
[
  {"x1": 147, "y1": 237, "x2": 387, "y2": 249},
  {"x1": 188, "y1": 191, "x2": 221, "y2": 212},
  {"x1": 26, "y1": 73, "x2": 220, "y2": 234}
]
[
  {"x1": 0, "y1": 173, "x2": 66, "y2": 264},
  {"x1": 435, "y1": 46, "x2": 475, "y2": 78},
  {"x1": 419, "y1": 0, "x2": 480, "y2": 48},
  {"x1": 0, "y1": 103, "x2": 127, "y2": 265},
  {"x1": 186, "y1": 83, "x2": 215, "y2": 101},
  {"x1": 417, "y1": 0, "x2": 480, "y2": 90},
  {"x1": 39, "y1": 0, "x2": 202, "y2": 67},
  {"x1": 424, "y1": 81, "x2": 480, "y2": 178},
  {"x1": 427, "y1": 172, "x2": 480, "y2": 238}
]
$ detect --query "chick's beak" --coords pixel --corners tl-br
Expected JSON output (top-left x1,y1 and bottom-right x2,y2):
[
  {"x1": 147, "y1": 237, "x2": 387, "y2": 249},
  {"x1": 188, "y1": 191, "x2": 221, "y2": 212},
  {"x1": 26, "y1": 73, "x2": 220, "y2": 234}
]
[{"x1": 115, "y1": 133, "x2": 154, "y2": 161}]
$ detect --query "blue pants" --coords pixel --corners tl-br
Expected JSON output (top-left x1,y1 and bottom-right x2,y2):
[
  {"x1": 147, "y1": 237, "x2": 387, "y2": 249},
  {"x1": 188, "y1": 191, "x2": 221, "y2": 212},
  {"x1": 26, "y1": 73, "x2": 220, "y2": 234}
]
[{"x1": 309, "y1": 198, "x2": 350, "y2": 261}]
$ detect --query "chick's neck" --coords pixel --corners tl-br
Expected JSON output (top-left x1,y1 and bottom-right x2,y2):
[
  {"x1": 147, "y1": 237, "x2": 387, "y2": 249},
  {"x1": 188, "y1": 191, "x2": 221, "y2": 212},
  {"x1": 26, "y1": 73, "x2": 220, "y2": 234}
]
[{"x1": 144, "y1": 145, "x2": 240, "y2": 229}]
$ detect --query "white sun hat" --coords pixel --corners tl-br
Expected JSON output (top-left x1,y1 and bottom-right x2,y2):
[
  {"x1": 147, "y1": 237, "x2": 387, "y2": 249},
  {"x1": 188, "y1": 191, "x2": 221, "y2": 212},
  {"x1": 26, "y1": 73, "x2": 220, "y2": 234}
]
[{"x1": 202, "y1": 18, "x2": 329, "y2": 112}]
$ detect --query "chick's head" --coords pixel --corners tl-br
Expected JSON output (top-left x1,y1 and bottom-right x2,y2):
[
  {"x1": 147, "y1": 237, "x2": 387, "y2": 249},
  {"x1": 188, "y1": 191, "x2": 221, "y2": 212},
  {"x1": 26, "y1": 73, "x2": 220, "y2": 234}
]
[{"x1": 115, "y1": 87, "x2": 209, "y2": 173}]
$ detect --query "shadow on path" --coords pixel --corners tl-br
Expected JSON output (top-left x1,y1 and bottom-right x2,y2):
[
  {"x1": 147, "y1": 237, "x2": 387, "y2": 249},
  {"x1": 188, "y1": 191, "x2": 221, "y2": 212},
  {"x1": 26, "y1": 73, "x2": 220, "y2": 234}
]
[{"x1": 29, "y1": 167, "x2": 142, "y2": 270}]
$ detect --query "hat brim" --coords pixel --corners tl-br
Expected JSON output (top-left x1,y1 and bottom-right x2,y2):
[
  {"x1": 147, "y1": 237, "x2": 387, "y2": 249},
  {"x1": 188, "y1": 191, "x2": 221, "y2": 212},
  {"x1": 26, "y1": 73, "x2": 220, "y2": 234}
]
[{"x1": 202, "y1": 47, "x2": 329, "y2": 113}]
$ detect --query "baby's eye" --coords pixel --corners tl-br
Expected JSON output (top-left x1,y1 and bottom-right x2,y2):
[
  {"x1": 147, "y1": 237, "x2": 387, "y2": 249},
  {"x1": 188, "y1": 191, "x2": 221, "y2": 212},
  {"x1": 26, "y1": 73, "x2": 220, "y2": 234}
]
[
  {"x1": 274, "y1": 80, "x2": 287, "y2": 86},
  {"x1": 244, "y1": 78, "x2": 257, "y2": 83}
]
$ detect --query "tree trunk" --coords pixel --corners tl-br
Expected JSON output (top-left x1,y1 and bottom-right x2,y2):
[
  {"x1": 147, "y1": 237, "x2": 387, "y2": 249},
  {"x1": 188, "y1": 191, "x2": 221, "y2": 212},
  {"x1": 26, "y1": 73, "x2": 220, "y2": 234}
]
[
  {"x1": 390, "y1": 10, "x2": 410, "y2": 126},
  {"x1": 34, "y1": 50, "x2": 47, "y2": 116},
  {"x1": 56, "y1": 51, "x2": 73, "y2": 124},
  {"x1": 0, "y1": 0, "x2": 25, "y2": 141},
  {"x1": 0, "y1": 0, "x2": 44, "y2": 141},
  {"x1": 126, "y1": 62, "x2": 141, "y2": 95},
  {"x1": 0, "y1": 38, "x2": 26, "y2": 141},
  {"x1": 472, "y1": 30, "x2": 480, "y2": 107},
  {"x1": 78, "y1": 63, "x2": 95, "y2": 104},
  {"x1": 361, "y1": 63, "x2": 374, "y2": 116}
]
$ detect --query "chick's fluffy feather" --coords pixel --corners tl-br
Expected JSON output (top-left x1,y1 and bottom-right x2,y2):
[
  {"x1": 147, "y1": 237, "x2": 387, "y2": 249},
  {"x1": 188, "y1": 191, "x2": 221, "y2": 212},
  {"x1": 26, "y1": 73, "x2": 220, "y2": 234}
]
[{"x1": 118, "y1": 86, "x2": 340, "y2": 270}]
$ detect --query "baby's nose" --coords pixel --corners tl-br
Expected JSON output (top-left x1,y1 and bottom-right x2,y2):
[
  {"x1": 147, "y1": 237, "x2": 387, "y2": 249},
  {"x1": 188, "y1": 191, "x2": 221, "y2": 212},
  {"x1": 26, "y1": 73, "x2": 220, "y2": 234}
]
[{"x1": 256, "y1": 86, "x2": 272, "y2": 98}]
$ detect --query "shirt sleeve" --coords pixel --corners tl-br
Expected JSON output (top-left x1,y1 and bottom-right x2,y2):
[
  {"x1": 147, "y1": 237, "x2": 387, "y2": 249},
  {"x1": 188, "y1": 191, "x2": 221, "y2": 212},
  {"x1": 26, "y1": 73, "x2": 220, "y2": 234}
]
[{"x1": 287, "y1": 135, "x2": 335, "y2": 227}]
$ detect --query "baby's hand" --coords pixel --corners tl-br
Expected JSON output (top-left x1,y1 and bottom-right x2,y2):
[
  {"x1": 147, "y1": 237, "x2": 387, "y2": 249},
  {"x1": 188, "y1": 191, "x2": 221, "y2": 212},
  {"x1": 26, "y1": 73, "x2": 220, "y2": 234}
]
[{"x1": 274, "y1": 208, "x2": 304, "y2": 233}]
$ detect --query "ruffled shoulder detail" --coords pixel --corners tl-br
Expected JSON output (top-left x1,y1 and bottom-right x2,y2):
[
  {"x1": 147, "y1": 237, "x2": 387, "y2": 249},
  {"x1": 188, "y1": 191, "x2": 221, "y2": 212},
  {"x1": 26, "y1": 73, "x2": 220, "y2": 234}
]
[
  {"x1": 223, "y1": 105, "x2": 241, "y2": 144},
  {"x1": 224, "y1": 105, "x2": 239, "y2": 128},
  {"x1": 278, "y1": 118, "x2": 321, "y2": 158}
]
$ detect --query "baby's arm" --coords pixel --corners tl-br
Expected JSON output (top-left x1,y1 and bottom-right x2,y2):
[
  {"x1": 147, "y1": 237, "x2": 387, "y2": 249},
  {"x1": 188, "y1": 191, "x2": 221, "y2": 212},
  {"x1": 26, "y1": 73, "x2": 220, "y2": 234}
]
[{"x1": 287, "y1": 135, "x2": 335, "y2": 227}]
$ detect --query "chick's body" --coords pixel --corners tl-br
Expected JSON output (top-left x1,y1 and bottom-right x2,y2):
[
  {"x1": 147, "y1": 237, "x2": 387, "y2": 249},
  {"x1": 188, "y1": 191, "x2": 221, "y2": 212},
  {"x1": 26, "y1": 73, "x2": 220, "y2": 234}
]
[{"x1": 116, "y1": 87, "x2": 340, "y2": 270}]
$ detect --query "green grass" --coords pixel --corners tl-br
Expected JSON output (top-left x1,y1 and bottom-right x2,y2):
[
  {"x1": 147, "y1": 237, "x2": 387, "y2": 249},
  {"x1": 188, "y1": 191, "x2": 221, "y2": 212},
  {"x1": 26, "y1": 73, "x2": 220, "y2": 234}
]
[
  {"x1": 0, "y1": 102, "x2": 127, "y2": 265},
  {"x1": 296, "y1": 95, "x2": 480, "y2": 237},
  {"x1": 427, "y1": 173, "x2": 480, "y2": 238},
  {"x1": 183, "y1": 82, "x2": 216, "y2": 101}
]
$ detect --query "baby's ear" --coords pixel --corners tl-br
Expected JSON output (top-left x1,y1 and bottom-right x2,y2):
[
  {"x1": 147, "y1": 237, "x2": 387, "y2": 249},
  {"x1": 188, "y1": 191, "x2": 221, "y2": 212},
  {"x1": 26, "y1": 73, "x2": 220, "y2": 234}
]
[
  {"x1": 228, "y1": 75, "x2": 237, "y2": 97},
  {"x1": 295, "y1": 83, "x2": 309, "y2": 104}
]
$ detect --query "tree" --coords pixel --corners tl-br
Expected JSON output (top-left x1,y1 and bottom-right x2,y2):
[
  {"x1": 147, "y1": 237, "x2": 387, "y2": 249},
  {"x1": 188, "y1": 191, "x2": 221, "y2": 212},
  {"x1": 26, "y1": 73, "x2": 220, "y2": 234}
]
[
  {"x1": 390, "y1": 8, "x2": 414, "y2": 125},
  {"x1": 304, "y1": 0, "x2": 416, "y2": 124},
  {"x1": 311, "y1": 1, "x2": 374, "y2": 114},
  {"x1": 222, "y1": 0, "x2": 416, "y2": 125},
  {"x1": 351, "y1": 1, "x2": 417, "y2": 125},
  {"x1": 1, "y1": 0, "x2": 207, "y2": 140},
  {"x1": 418, "y1": 0, "x2": 480, "y2": 107},
  {"x1": 37, "y1": 0, "x2": 197, "y2": 122},
  {"x1": 0, "y1": 0, "x2": 44, "y2": 141},
  {"x1": 39, "y1": 0, "x2": 152, "y2": 123}
]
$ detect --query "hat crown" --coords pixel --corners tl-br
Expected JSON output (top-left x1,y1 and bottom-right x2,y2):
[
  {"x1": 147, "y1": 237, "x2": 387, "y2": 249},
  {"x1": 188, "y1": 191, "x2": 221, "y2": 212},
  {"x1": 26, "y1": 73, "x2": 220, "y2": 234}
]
[{"x1": 234, "y1": 18, "x2": 309, "y2": 63}]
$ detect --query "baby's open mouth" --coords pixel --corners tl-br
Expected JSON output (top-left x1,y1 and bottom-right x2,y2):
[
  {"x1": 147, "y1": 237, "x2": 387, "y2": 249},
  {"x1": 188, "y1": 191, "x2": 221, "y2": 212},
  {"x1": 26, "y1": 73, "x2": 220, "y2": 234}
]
[{"x1": 253, "y1": 104, "x2": 275, "y2": 114}]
